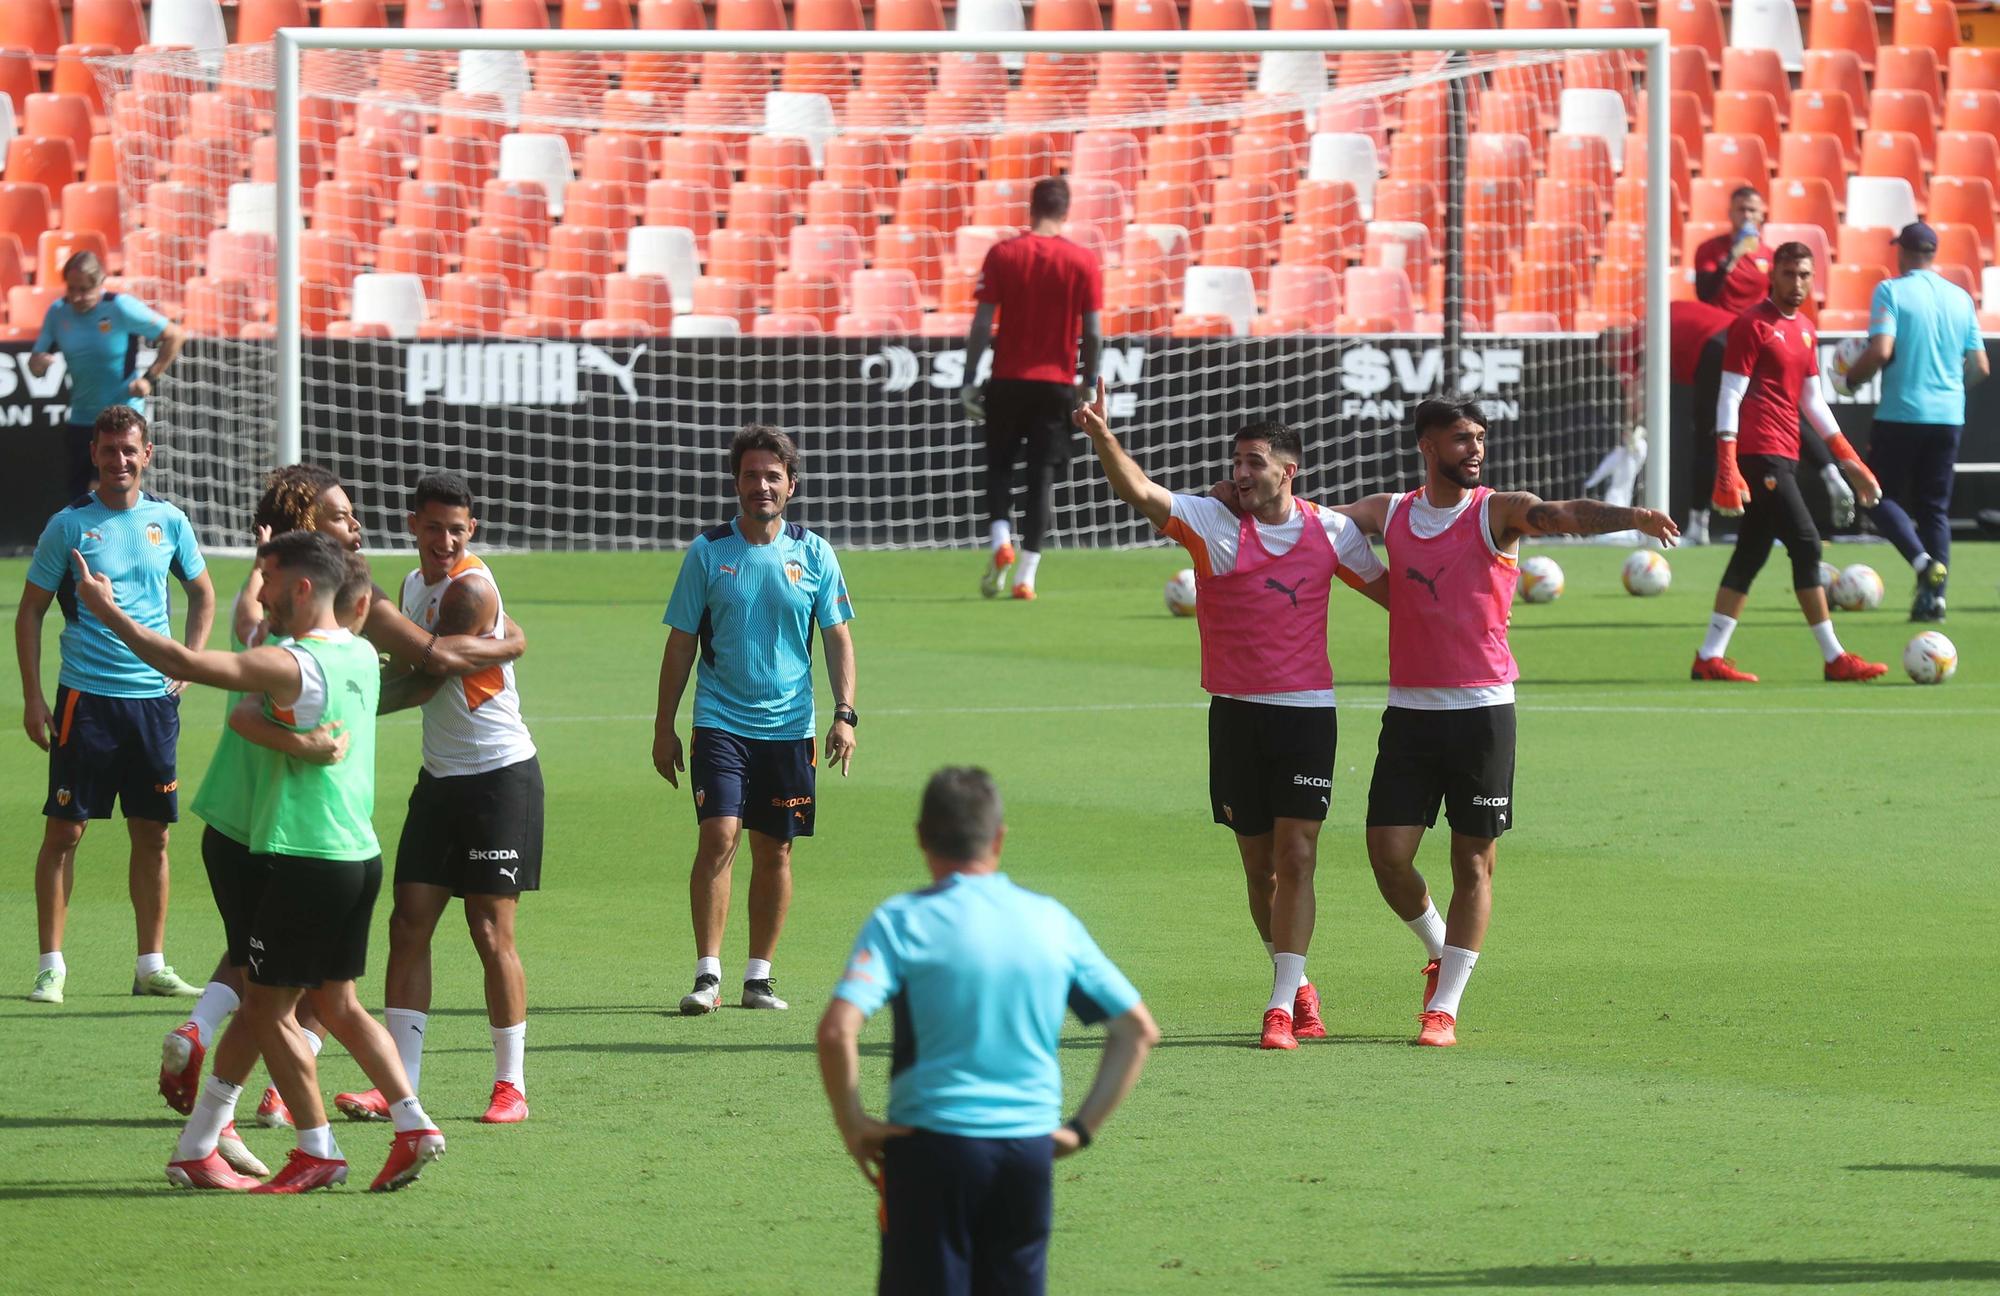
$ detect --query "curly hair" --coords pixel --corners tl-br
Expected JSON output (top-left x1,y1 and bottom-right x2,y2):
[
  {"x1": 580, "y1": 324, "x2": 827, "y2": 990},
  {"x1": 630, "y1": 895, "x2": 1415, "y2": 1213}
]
[{"x1": 253, "y1": 464, "x2": 343, "y2": 538}]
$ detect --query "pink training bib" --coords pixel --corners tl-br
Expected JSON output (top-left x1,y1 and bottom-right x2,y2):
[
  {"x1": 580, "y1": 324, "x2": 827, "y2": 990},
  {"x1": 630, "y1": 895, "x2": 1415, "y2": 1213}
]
[
  {"x1": 1195, "y1": 500, "x2": 1337, "y2": 696},
  {"x1": 1384, "y1": 487, "x2": 1520, "y2": 689}
]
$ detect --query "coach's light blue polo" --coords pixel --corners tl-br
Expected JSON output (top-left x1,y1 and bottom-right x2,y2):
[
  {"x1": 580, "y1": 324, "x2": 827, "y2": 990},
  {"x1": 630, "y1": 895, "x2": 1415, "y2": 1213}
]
[
  {"x1": 833, "y1": 872, "x2": 1141, "y2": 1139},
  {"x1": 664, "y1": 518, "x2": 853, "y2": 740},
  {"x1": 1868, "y1": 270, "x2": 1983, "y2": 425},
  {"x1": 35, "y1": 293, "x2": 171, "y2": 427},
  {"x1": 26, "y1": 492, "x2": 205, "y2": 698}
]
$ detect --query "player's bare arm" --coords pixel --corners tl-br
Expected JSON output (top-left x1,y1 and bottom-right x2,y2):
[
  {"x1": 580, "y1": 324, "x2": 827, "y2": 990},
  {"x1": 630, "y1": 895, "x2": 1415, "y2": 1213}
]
[
  {"x1": 378, "y1": 575, "x2": 499, "y2": 714},
  {"x1": 1841, "y1": 333, "x2": 1894, "y2": 387},
  {"x1": 1074, "y1": 379, "x2": 1172, "y2": 530},
  {"x1": 816, "y1": 998, "x2": 912, "y2": 1183},
  {"x1": 653, "y1": 628, "x2": 699, "y2": 786},
  {"x1": 232, "y1": 525, "x2": 275, "y2": 646},
  {"x1": 1050, "y1": 1002, "x2": 1159, "y2": 1159},
  {"x1": 15, "y1": 581, "x2": 57, "y2": 750},
  {"x1": 1492, "y1": 494, "x2": 1680, "y2": 548},
  {"x1": 364, "y1": 585, "x2": 524, "y2": 675},
  {"x1": 128, "y1": 321, "x2": 185, "y2": 398},
  {"x1": 172, "y1": 567, "x2": 217, "y2": 695},
  {"x1": 71, "y1": 551, "x2": 304, "y2": 700},
  {"x1": 1331, "y1": 493, "x2": 1394, "y2": 537},
  {"x1": 227, "y1": 694, "x2": 349, "y2": 765},
  {"x1": 823, "y1": 619, "x2": 858, "y2": 777}
]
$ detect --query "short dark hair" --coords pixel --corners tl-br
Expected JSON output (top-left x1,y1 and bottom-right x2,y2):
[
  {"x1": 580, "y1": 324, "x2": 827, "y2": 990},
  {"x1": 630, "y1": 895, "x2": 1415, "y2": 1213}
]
[
  {"x1": 63, "y1": 251, "x2": 104, "y2": 281},
  {"x1": 1772, "y1": 241, "x2": 1814, "y2": 271},
  {"x1": 410, "y1": 471, "x2": 474, "y2": 514},
  {"x1": 1414, "y1": 398, "x2": 1487, "y2": 441},
  {"x1": 1729, "y1": 185, "x2": 1764, "y2": 206},
  {"x1": 1235, "y1": 419, "x2": 1302, "y2": 462},
  {"x1": 94, "y1": 405, "x2": 149, "y2": 444},
  {"x1": 917, "y1": 766, "x2": 1005, "y2": 862},
  {"x1": 1029, "y1": 176, "x2": 1070, "y2": 222},
  {"x1": 730, "y1": 424, "x2": 801, "y2": 481},
  {"x1": 337, "y1": 550, "x2": 374, "y2": 613},
  {"x1": 255, "y1": 463, "x2": 342, "y2": 536},
  {"x1": 256, "y1": 529, "x2": 350, "y2": 602}
]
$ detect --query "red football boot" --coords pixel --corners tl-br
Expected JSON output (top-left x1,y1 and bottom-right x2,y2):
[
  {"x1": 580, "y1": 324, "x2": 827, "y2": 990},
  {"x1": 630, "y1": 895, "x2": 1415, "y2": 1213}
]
[
  {"x1": 257, "y1": 1086, "x2": 293, "y2": 1129},
  {"x1": 166, "y1": 1150, "x2": 261, "y2": 1191},
  {"x1": 1824, "y1": 651, "x2": 1888, "y2": 682},
  {"x1": 1420, "y1": 958, "x2": 1441, "y2": 1010},
  {"x1": 159, "y1": 1022, "x2": 203, "y2": 1115},
  {"x1": 1691, "y1": 654, "x2": 1758, "y2": 682},
  {"x1": 334, "y1": 1087, "x2": 390, "y2": 1121},
  {"x1": 479, "y1": 1080, "x2": 529, "y2": 1124},
  {"x1": 370, "y1": 1128, "x2": 446, "y2": 1192},
  {"x1": 1416, "y1": 1010, "x2": 1457, "y2": 1047},
  {"x1": 248, "y1": 1148, "x2": 349, "y2": 1194},
  {"x1": 1259, "y1": 1008, "x2": 1297, "y2": 1051},
  {"x1": 1291, "y1": 981, "x2": 1326, "y2": 1039},
  {"x1": 215, "y1": 1121, "x2": 270, "y2": 1178}
]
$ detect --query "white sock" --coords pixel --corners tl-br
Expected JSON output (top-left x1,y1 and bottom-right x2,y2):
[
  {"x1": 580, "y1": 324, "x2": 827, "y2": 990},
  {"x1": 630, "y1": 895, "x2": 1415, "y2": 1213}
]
[
  {"x1": 188, "y1": 981, "x2": 240, "y2": 1048},
  {"x1": 39, "y1": 951, "x2": 64, "y2": 975},
  {"x1": 1262, "y1": 941, "x2": 1308, "y2": 986},
  {"x1": 744, "y1": 957, "x2": 772, "y2": 983},
  {"x1": 1913, "y1": 552, "x2": 1933, "y2": 574},
  {"x1": 385, "y1": 1008, "x2": 427, "y2": 1095},
  {"x1": 1015, "y1": 549, "x2": 1042, "y2": 588},
  {"x1": 990, "y1": 520, "x2": 1013, "y2": 551},
  {"x1": 1406, "y1": 902, "x2": 1447, "y2": 961},
  {"x1": 491, "y1": 1021, "x2": 525, "y2": 1090},
  {"x1": 297, "y1": 1123, "x2": 341, "y2": 1160},
  {"x1": 303, "y1": 1029, "x2": 324, "y2": 1058},
  {"x1": 695, "y1": 955, "x2": 721, "y2": 982},
  {"x1": 1810, "y1": 618, "x2": 1843, "y2": 663},
  {"x1": 390, "y1": 1095, "x2": 435, "y2": 1134},
  {"x1": 1698, "y1": 613, "x2": 1737, "y2": 661},
  {"x1": 1265, "y1": 952, "x2": 1306, "y2": 1015},
  {"x1": 1431, "y1": 944, "x2": 1480, "y2": 1018},
  {"x1": 175, "y1": 1075, "x2": 242, "y2": 1162},
  {"x1": 135, "y1": 952, "x2": 165, "y2": 979}
]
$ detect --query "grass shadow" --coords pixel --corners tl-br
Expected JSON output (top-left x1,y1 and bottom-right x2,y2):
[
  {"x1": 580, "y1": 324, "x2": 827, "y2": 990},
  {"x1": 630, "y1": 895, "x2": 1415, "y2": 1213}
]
[
  {"x1": 1333, "y1": 1260, "x2": 2000, "y2": 1288},
  {"x1": 0, "y1": 1182, "x2": 170, "y2": 1201},
  {"x1": 1846, "y1": 1163, "x2": 2000, "y2": 1180},
  {"x1": 0, "y1": 1116, "x2": 178, "y2": 1130}
]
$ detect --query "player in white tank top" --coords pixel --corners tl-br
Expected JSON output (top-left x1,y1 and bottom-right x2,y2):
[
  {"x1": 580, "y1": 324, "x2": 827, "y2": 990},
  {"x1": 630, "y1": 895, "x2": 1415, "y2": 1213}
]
[{"x1": 398, "y1": 556, "x2": 536, "y2": 777}]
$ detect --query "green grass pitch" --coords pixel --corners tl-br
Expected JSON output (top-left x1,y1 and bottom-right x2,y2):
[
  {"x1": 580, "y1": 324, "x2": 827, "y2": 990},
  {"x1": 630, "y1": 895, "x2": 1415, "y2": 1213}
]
[{"x1": 2, "y1": 541, "x2": 1996, "y2": 1294}]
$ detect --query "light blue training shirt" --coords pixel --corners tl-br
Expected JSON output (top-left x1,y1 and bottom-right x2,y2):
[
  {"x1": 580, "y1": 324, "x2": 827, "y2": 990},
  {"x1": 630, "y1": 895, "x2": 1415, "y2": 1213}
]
[
  {"x1": 1867, "y1": 269, "x2": 1984, "y2": 425},
  {"x1": 34, "y1": 292, "x2": 172, "y2": 428}
]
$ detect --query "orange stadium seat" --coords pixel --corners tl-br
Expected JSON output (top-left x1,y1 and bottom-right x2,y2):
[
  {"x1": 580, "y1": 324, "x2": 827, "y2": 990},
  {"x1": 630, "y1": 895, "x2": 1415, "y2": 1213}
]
[
  {"x1": 562, "y1": 0, "x2": 632, "y2": 27},
  {"x1": 1374, "y1": 179, "x2": 1440, "y2": 240},
  {"x1": 1547, "y1": 134, "x2": 1614, "y2": 195},
  {"x1": 1703, "y1": 134, "x2": 1772, "y2": 187},
  {"x1": 1892, "y1": 0, "x2": 1958, "y2": 56},
  {"x1": 849, "y1": 268, "x2": 923, "y2": 329},
  {"x1": 636, "y1": 0, "x2": 701, "y2": 25},
  {"x1": 125, "y1": 229, "x2": 201, "y2": 286},
  {"x1": 424, "y1": 275, "x2": 508, "y2": 337},
  {"x1": 1602, "y1": 220, "x2": 1646, "y2": 265},
  {"x1": 418, "y1": 135, "x2": 497, "y2": 193},
  {"x1": 1720, "y1": 48, "x2": 1791, "y2": 125},
  {"x1": 770, "y1": 272, "x2": 840, "y2": 329},
  {"x1": 660, "y1": 139, "x2": 733, "y2": 196},
  {"x1": 1664, "y1": 91, "x2": 1707, "y2": 167},
  {"x1": 642, "y1": 180, "x2": 717, "y2": 251},
  {"x1": 1504, "y1": 0, "x2": 1571, "y2": 29},
  {"x1": 1189, "y1": 0, "x2": 1258, "y2": 28},
  {"x1": 297, "y1": 230, "x2": 361, "y2": 288},
  {"x1": 599, "y1": 272, "x2": 674, "y2": 334},
  {"x1": 725, "y1": 182, "x2": 796, "y2": 240},
  {"x1": 393, "y1": 180, "x2": 472, "y2": 260},
  {"x1": 1930, "y1": 176, "x2": 1996, "y2": 258},
  {"x1": 1861, "y1": 130, "x2": 1929, "y2": 205},
  {"x1": 86, "y1": 136, "x2": 120, "y2": 186},
  {"x1": 313, "y1": 180, "x2": 390, "y2": 252},
  {"x1": 139, "y1": 181, "x2": 212, "y2": 242},
  {"x1": 872, "y1": 224, "x2": 947, "y2": 305},
  {"x1": 181, "y1": 276, "x2": 258, "y2": 338},
  {"x1": 37, "y1": 229, "x2": 107, "y2": 285},
  {"x1": 1338, "y1": 266, "x2": 1415, "y2": 332},
  {"x1": 1713, "y1": 91, "x2": 1784, "y2": 160},
  {"x1": 1522, "y1": 219, "x2": 1593, "y2": 269},
  {"x1": 1032, "y1": 0, "x2": 1103, "y2": 28},
  {"x1": 1690, "y1": 176, "x2": 1741, "y2": 225},
  {"x1": 1431, "y1": 0, "x2": 1497, "y2": 24},
  {"x1": 579, "y1": 135, "x2": 651, "y2": 190},
  {"x1": 780, "y1": 52, "x2": 851, "y2": 105},
  {"x1": 375, "y1": 226, "x2": 445, "y2": 295},
  {"x1": 458, "y1": 224, "x2": 535, "y2": 295},
  {"x1": 9, "y1": 284, "x2": 61, "y2": 331},
  {"x1": 1465, "y1": 176, "x2": 1528, "y2": 254},
  {"x1": 6, "y1": 139, "x2": 79, "y2": 204},
  {"x1": 72, "y1": 0, "x2": 146, "y2": 55},
  {"x1": 1533, "y1": 177, "x2": 1605, "y2": 244},
  {"x1": 1876, "y1": 45, "x2": 1944, "y2": 114},
  {"x1": 1824, "y1": 260, "x2": 1887, "y2": 315},
  {"x1": 1578, "y1": 0, "x2": 1642, "y2": 27},
  {"x1": 563, "y1": 180, "x2": 638, "y2": 235},
  {"x1": 480, "y1": 179, "x2": 553, "y2": 251},
  {"x1": 1948, "y1": 46, "x2": 2000, "y2": 93},
  {"x1": 988, "y1": 132, "x2": 1058, "y2": 185},
  {"x1": 1837, "y1": 225, "x2": 1900, "y2": 275},
  {"x1": 522, "y1": 269, "x2": 597, "y2": 335},
  {"x1": 52, "y1": 45, "x2": 113, "y2": 118},
  {"x1": 745, "y1": 136, "x2": 815, "y2": 199},
  {"x1": 1, "y1": 50, "x2": 40, "y2": 118},
  {"x1": 794, "y1": 0, "x2": 862, "y2": 27},
  {"x1": 1810, "y1": 0, "x2": 1878, "y2": 71},
  {"x1": 22, "y1": 98, "x2": 94, "y2": 181},
  {"x1": 1252, "y1": 264, "x2": 1341, "y2": 335},
  {"x1": 1511, "y1": 261, "x2": 1579, "y2": 327},
  {"x1": 1623, "y1": 130, "x2": 1692, "y2": 202},
  {"x1": 1134, "y1": 179, "x2": 1199, "y2": 230},
  {"x1": 1778, "y1": 132, "x2": 1850, "y2": 201},
  {"x1": 1801, "y1": 50, "x2": 1868, "y2": 128},
  {"x1": 804, "y1": 181, "x2": 876, "y2": 237},
  {"x1": 1269, "y1": 0, "x2": 1338, "y2": 27},
  {"x1": 1660, "y1": 0, "x2": 1724, "y2": 67},
  {"x1": 828, "y1": 137, "x2": 899, "y2": 215},
  {"x1": 59, "y1": 183, "x2": 123, "y2": 263},
  {"x1": 1929, "y1": 219, "x2": 1984, "y2": 279},
  {"x1": 1771, "y1": 176, "x2": 1841, "y2": 243},
  {"x1": 876, "y1": 0, "x2": 945, "y2": 27},
  {"x1": 894, "y1": 180, "x2": 969, "y2": 235},
  {"x1": 320, "y1": 0, "x2": 390, "y2": 26},
  {"x1": 1389, "y1": 134, "x2": 1449, "y2": 191},
  {"x1": 1790, "y1": 91, "x2": 1861, "y2": 165},
  {"x1": 1870, "y1": 90, "x2": 1938, "y2": 165},
  {"x1": 1668, "y1": 45, "x2": 1714, "y2": 125},
  {"x1": 1114, "y1": 0, "x2": 1182, "y2": 30},
  {"x1": 17, "y1": 3, "x2": 64, "y2": 64},
  {"x1": 1937, "y1": 131, "x2": 2000, "y2": 194},
  {"x1": 1944, "y1": 89, "x2": 2000, "y2": 139},
  {"x1": 971, "y1": 179, "x2": 1032, "y2": 229},
  {"x1": 405, "y1": 0, "x2": 478, "y2": 25},
  {"x1": 789, "y1": 225, "x2": 865, "y2": 291}
]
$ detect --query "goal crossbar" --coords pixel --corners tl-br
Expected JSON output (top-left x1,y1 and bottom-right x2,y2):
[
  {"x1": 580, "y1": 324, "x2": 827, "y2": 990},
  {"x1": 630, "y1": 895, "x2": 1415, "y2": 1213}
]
[{"x1": 271, "y1": 25, "x2": 1672, "y2": 508}]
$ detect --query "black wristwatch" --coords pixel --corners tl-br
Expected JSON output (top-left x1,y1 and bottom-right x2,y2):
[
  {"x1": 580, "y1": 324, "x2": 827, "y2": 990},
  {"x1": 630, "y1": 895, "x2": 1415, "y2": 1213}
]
[
  {"x1": 833, "y1": 704, "x2": 859, "y2": 728},
  {"x1": 1065, "y1": 1118, "x2": 1092, "y2": 1149}
]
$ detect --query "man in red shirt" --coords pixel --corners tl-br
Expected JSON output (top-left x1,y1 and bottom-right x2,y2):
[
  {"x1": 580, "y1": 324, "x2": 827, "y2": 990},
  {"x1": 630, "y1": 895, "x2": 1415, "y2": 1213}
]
[
  {"x1": 961, "y1": 177, "x2": 1103, "y2": 601},
  {"x1": 1693, "y1": 186, "x2": 1773, "y2": 315},
  {"x1": 1692, "y1": 244, "x2": 1887, "y2": 683}
]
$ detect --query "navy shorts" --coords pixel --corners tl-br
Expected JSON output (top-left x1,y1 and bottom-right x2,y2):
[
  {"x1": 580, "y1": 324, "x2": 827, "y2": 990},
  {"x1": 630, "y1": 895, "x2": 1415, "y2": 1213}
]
[
  {"x1": 44, "y1": 685, "x2": 180, "y2": 823},
  {"x1": 879, "y1": 1130, "x2": 1054, "y2": 1296},
  {"x1": 690, "y1": 727, "x2": 817, "y2": 841}
]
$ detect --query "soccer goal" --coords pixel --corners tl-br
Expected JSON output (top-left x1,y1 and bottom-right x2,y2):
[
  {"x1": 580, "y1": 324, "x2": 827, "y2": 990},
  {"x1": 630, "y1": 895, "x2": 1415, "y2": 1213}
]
[{"x1": 90, "y1": 24, "x2": 1669, "y2": 551}]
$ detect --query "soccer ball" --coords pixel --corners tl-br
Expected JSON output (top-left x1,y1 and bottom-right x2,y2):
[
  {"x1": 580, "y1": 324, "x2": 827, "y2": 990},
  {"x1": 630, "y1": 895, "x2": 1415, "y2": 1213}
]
[
  {"x1": 1818, "y1": 560, "x2": 1840, "y2": 591},
  {"x1": 1830, "y1": 336, "x2": 1870, "y2": 397},
  {"x1": 1831, "y1": 564, "x2": 1884, "y2": 611},
  {"x1": 1519, "y1": 555, "x2": 1565, "y2": 603},
  {"x1": 1903, "y1": 631, "x2": 1958, "y2": 684},
  {"x1": 1164, "y1": 568, "x2": 1197, "y2": 617},
  {"x1": 1621, "y1": 549, "x2": 1672, "y2": 596}
]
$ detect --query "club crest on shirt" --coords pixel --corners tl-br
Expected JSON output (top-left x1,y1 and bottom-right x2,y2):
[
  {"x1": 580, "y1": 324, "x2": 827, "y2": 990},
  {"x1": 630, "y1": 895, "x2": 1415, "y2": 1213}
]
[
  {"x1": 1802, "y1": 329, "x2": 1814, "y2": 347},
  {"x1": 1754, "y1": 259, "x2": 1769, "y2": 272},
  {"x1": 784, "y1": 560, "x2": 804, "y2": 585},
  {"x1": 99, "y1": 320, "x2": 113, "y2": 333},
  {"x1": 718, "y1": 564, "x2": 737, "y2": 577},
  {"x1": 145, "y1": 523, "x2": 164, "y2": 546},
  {"x1": 79, "y1": 528, "x2": 103, "y2": 546},
  {"x1": 56, "y1": 787, "x2": 71, "y2": 807},
  {"x1": 1764, "y1": 476, "x2": 1778, "y2": 490}
]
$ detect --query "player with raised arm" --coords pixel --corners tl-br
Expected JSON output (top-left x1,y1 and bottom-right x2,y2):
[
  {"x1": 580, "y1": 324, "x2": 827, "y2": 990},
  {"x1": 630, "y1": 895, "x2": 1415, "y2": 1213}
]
[
  {"x1": 333, "y1": 473, "x2": 542, "y2": 1127},
  {"x1": 75, "y1": 532, "x2": 444, "y2": 1193},
  {"x1": 1336, "y1": 400, "x2": 1679, "y2": 1046},
  {"x1": 1695, "y1": 243, "x2": 1888, "y2": 683},
  {"x1": 1075, "y1": 384, "x2": 1389, "y2": 1051}
]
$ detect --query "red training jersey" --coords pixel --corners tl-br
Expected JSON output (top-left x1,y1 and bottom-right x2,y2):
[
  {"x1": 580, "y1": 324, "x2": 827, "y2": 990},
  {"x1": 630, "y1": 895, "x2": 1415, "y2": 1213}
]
[
  {"x1": 1693, "y1": 233, "x2": 1774, "y2": 316},
  {"x1": 1722, "y1": 298, "x2": 1820, "y2": 461},
  {"x1": 975, "y1": 233, "x2": 1103, "y2": 385},
  {"x1": 1669, "y1": 299, "x2": 1739, "y2": 385}
]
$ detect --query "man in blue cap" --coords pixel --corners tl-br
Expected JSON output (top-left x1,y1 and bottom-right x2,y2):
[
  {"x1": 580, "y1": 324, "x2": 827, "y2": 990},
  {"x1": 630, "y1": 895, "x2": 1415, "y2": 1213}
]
[{"x1": 1839, "y1": 221, "x2": 1989, "y2": 621}]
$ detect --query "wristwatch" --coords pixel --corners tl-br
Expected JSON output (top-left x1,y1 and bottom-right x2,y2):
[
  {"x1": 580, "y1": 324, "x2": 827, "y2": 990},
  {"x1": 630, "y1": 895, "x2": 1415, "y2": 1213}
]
[{"x1": 833, "y1": 704, "x2": 859, "y2": 728}]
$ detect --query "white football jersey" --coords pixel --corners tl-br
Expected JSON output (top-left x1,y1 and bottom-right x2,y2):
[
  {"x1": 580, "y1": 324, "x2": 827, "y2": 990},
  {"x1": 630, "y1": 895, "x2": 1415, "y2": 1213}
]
[{"x1": 399, "y1": 553, "x2": 537, "y2": 778}]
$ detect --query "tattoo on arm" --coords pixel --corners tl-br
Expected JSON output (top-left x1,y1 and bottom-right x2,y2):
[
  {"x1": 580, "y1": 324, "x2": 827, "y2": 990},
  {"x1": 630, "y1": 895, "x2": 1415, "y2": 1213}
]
[{"x1": 1522, "y1": 499, "x2": 1642, "y2": 536}]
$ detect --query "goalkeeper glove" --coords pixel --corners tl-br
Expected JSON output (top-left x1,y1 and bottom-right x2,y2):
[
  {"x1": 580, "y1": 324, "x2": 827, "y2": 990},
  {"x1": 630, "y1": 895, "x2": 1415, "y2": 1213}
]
[
  {"x1": 1712, "y1": 439, "x2": 1751, "y2": 516},
  {"x1": 1824, "y1": 433, "x2": 1882, "y2": 508},
  {"x1": 962, "y1": 384, "x2": 987, "y2": 422},
  {"x1": 1822, "y1": 463, "x2": 1857, "y2": 528}
]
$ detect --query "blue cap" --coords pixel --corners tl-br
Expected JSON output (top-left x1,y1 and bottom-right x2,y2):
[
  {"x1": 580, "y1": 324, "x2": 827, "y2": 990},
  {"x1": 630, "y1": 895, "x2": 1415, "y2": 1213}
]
[{"x1": 1893, "y1": 221, "x2": 1938, "y2": 251}]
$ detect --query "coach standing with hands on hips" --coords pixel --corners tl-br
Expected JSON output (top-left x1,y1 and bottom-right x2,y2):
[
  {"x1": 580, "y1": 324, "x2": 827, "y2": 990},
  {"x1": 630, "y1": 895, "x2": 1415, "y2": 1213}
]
[
  {"x1": 962, "y1": 177, "x2": 1104, "y2": 602},
  {"x1": 28, "y1": 253, "x2": 185, "y2": 501},
  {"x1": 818, "y1": 767, "x2": 1157, "y2": 1296},
  {"x1": 1837, "y1": 221, "x2": 1988, "y2": 622}
]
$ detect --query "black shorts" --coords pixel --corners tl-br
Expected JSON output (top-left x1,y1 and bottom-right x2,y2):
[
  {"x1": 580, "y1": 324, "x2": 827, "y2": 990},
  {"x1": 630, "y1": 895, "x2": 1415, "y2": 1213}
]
[
  {"x1": 879, "y1": 1130, "x2": 1053, "y2": 1296},
  {"x1": 394, "y1": 755, "x2": 545, "y2": 896},
  {"x1": 1722, "y1": 454, "x2": 1822, "y2": 593},
  {"x1": 202, "y1": 827, "x2": 265, "y2": 969},
  {"x1": 1367, "y1": 704, "x2": 1517, "y2": 839},
  {"x1": 691, "y1": 727, "x2": 817, "y2": 841},
  {"x1": 64, "y1": 421, "x2": 95, "y2": 499},
  {"x1": 245, "y1": 854, "x2": 383, "y2": 989},
  {"x1": 985, "y1": 378, "x2": 1079, "y2": 470},
  {"x1": 44, "y1": 685, "x2": 180, "y2": 823},
  {"x1": 1207, "y1": 697, "x2": 1338, "y2": 838}
]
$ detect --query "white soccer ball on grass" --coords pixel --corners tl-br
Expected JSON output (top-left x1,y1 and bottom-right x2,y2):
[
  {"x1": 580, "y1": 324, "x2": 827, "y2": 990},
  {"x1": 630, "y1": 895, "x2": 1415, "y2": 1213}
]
[
  {"x1": 1903, "y1": 631, "x2": 1958, "y2": 684},
  {"x1": 1831, "y1": 564, "x2": 1884, "y2": 611},
  {"x1": 1519, "y1": 555, "x2": 1564, "y2": 604},
  {"x1": 1621, "y1": 549, "x2": 1671, "y2": 596},
  {"x1": 1164, "y1": 569, "x2": 1198, "y2": 617}
]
